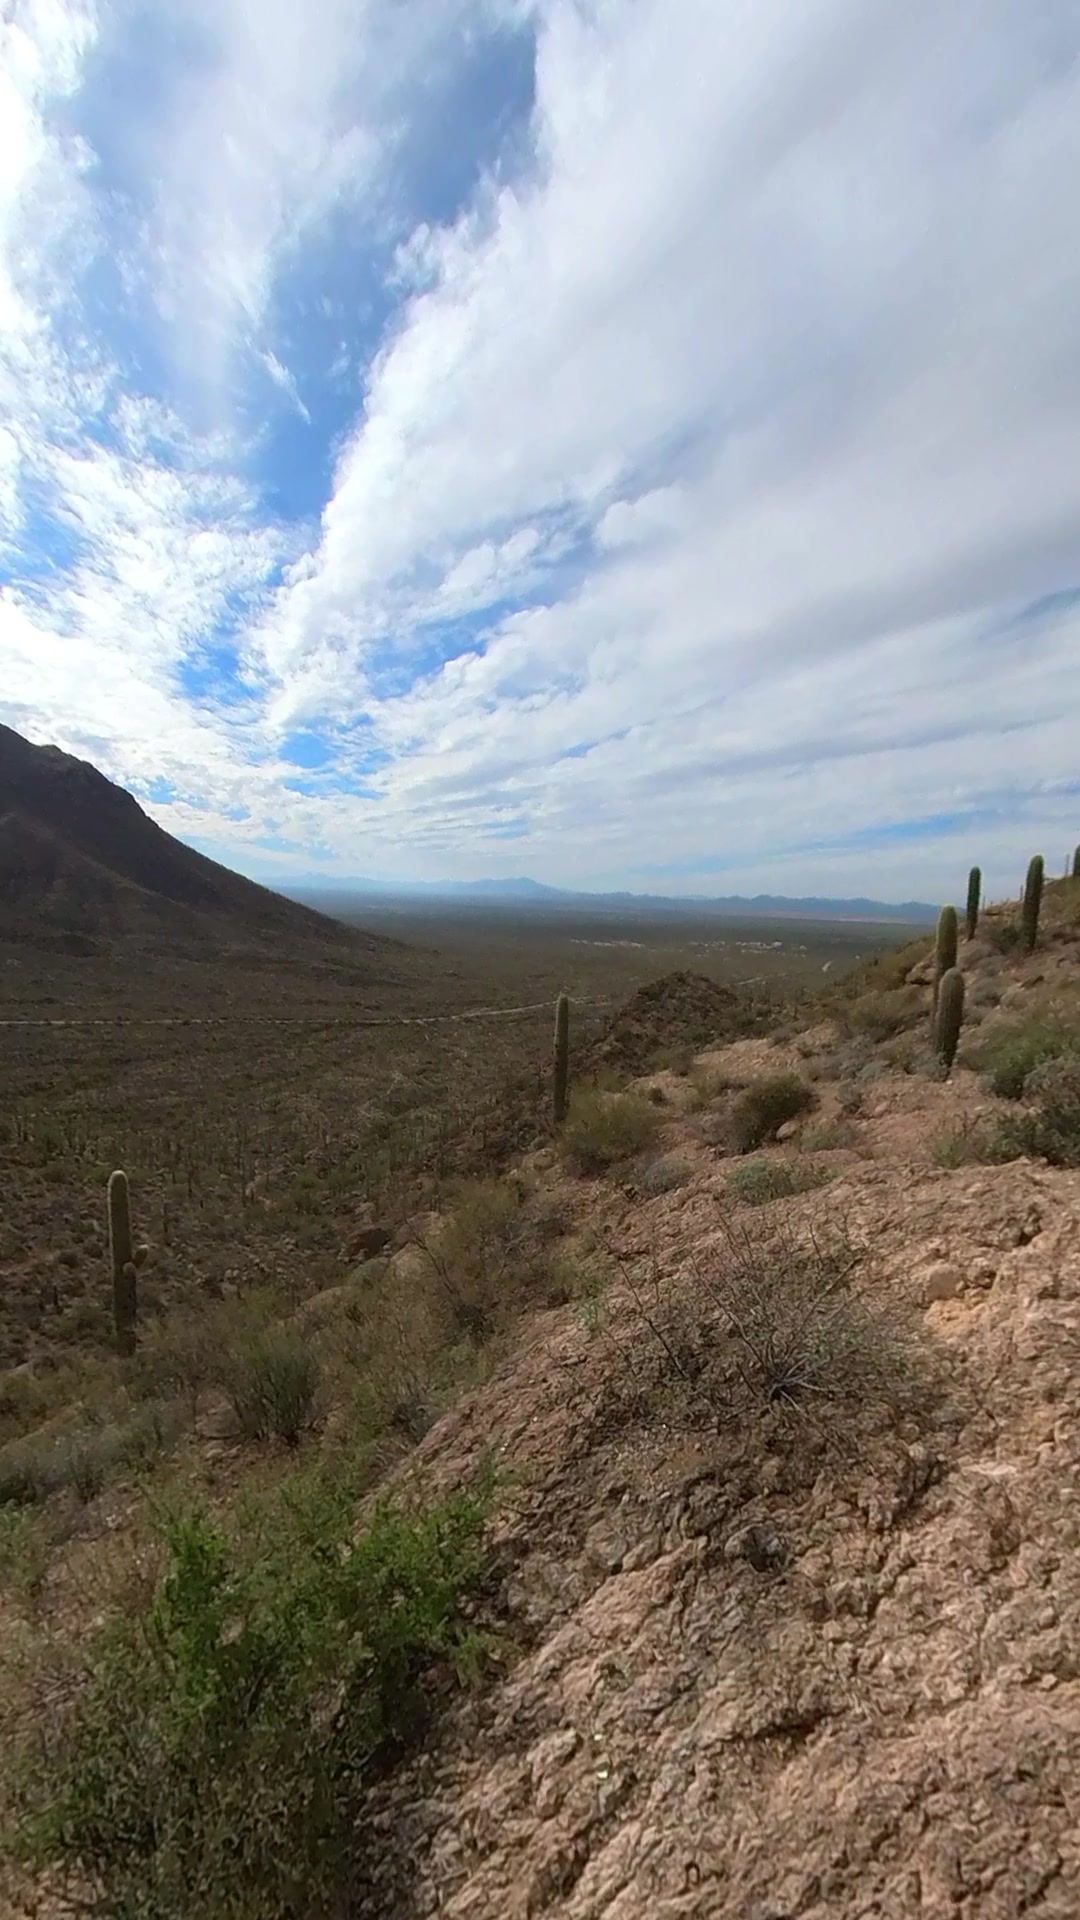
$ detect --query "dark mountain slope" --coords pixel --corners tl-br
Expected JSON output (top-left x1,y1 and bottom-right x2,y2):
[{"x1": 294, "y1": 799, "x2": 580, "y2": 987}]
[{"x1": 0, "y1": 725, "x2": 390, "y2": 960}]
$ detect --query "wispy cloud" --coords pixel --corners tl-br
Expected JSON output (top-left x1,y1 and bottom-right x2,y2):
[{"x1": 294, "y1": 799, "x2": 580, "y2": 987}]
[{"x1": 2, "y1": 0, "x2": 1080, "y2": 904}]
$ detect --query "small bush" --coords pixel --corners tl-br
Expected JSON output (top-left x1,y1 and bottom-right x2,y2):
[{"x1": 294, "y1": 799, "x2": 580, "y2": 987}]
[
  {"x1": 419, "y1": 1177, "x2": 572, "y2": 1338},
  {"x1": 994, "y1": 1056, "x2": 1080, "y2": 1167},
  {"x1": 801, "y1": 1118, "x2": 859, "y2": 1152},
  {"x1": 560, "y1": 1089, "x2": 661, "y2": 1175},
  {"x1": 842, "y1": 987, "x2": 923, "y2": 1042},
  {"x1": 728, "y1": 1074, "x2": 816, "y2": 1153},
  {"x1": 221, "y1": 1329, "x2": 321, "y2": 1445},
  {"x1": 728, "y1": 1159, "x2": 834, "y2": 1206},
  {"x1": 929, "y1": 1118, "x2": 1002, "y2": 1169},
  {"x1": 984, "y1": 918, "x2": 1022, "y2": 954},
  {"x1": 14, "y1": 1471, "x2": 495, "y2": 1919},
  {"x1": 971, "y1": 1014, "x2": 1076, "y2": 1100},
  {"x1": 699, "y1": 1219, "x2": 917, "y2": 1412},
  {"x1": 686, "y1": 1066, "x2": 743, "y2": 1111},
  {"x1": 633, "y1": 1152, "x2": 692, "y2": 1196}
]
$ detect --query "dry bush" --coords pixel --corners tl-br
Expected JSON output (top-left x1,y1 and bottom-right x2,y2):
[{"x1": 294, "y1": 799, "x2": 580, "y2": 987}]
[
  {"x1": 607, "y1": 1211, "x2": 934, "y2": 1477},
  {"x1": 560, "y1": 1089, "x2": 662, "y2": 1175},
  {"x1": 929, "y1": 1117, "x2": 1001, "y2": 1169},
  {"x1": 631, "y1": 1152, "x2": 693, "y2": 1196},
  {"x1": 728, "y1": 1074, "x2": 816, "y2": 1152},
  {"x1": 416, "y1": 1176, "x2": 573, "y2": 1339},
  {"x1": 800, "y1": 1116, "x2": 859, "y2": 1152},
  {"x1": 700, "y1": 1218, "x2": 919, "y2": 1413},
  {"x1": 686, "y1": 1066, "x2": 744, "y2": 1111},
  {"x1": 841, "y1": 986, "x2": 924, "y2": 1042}
]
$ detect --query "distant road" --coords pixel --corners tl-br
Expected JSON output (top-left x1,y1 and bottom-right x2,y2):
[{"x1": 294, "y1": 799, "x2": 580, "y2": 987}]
[
  {"x1": 0, "y1": 1000, "x2": 588, "y2": 1030},
  {"x1": 0, "y1": 976, "x2": 774, "y2": 1031}
]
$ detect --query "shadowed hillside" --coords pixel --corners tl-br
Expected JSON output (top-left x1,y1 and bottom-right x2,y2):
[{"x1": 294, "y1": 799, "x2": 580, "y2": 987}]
[{"x1": 0, "y1": 725, "x2": 391, "y2": 960}]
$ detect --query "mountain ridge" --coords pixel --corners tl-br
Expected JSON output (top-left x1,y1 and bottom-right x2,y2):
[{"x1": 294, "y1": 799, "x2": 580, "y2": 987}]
[
  {"x1": 286, "y1": 874, "x2": 938, "y2": 924},
  {"x1": 0, "y1": 724, "x2": 389, "y2": 958}
]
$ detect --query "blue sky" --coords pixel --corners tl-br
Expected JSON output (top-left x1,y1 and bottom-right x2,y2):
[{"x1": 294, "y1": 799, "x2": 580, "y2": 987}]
[{"x1": 2, "y1": 1, "x2": 1080, "y2": 905}]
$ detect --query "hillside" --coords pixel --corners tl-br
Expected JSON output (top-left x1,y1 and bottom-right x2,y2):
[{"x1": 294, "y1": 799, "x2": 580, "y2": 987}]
[
  {"x1": 0, "y1": 724, "x2": 388, "y2": 959},
  {"x1": 2, "y1": 869, "x2": 1080, "y2": 1916}
]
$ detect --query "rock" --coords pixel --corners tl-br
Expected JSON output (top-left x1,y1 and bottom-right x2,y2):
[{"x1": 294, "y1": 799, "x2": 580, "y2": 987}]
[
  {"x1": 584, "y1": 1516, "x2": 628, "y2": 1574},
  {"x1": 921, "y1": 1261, "x2": 961, "y2": 1304},
  {"x1": 776, "y1": 1120, "x2": 799, "y2": 1142},
  {"x1": 348, "y1": 1224, "x2": 392, "y2": 1262},
  {"x1": 724, "y1": 1523, "x2": 789, "y2": 1572}
]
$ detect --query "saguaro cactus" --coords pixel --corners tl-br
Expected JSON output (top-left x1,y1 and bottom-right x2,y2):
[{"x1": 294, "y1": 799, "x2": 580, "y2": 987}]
[
  {"x1": 965, "y1": 866, "x2": 981, "y2": 941},
  {"x1": 553, "y1": 993, "x2": 570, "y2": 1127},
  {"x1": 935, "y1": 968, "x2": 965, "y2": 1074},
  {"x1": 1072, "y1": 845, "x2": 1080, "y2": 880},
  {"x1": 1021, "y1": 855, "x2": 1045, "y2": 952},
  {"x1": 932, "y1": 905, "x2": 958, "y2": 1019},
  {"x1": 108, "y1": 1168, "x2": 137, "y2": 1357}
]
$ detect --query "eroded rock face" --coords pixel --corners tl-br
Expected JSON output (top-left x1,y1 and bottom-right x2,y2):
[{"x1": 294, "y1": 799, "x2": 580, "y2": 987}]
[{"x1": 351, "y1": 1113, "x2": 1080, "y2": 1919}]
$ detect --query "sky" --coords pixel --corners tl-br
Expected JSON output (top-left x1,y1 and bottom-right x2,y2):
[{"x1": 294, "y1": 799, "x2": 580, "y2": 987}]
[{"x1": 2, "y1": 0, "x2": 1080, "y2": 906}]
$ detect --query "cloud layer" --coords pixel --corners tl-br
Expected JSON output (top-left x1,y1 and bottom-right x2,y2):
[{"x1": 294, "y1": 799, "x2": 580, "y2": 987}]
[{"x1": 3, "y1": 0, "x2": 1080, "y2": 902}]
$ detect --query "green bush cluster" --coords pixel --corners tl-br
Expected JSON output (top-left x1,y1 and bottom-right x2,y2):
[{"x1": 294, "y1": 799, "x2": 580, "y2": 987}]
[
  {"x1": 14, "y1": 1469, "x2": 495, "y2": 1919},
  {"x1": 560, "y1": 1088, "x2": 661, "y2": 1174},
  {"x1": 727, "y1": 1159, "x2": 834, "y2": 1206}
]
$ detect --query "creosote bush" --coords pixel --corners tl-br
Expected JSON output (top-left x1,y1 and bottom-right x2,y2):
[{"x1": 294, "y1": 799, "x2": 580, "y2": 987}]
[
  {"x1": 728, "y1": 1074, "x2": 816, "y2": 1153},
  {"x1": 560, "y1": 1088, "x2": 662, "y2": 1175},
  {"x1": 13, "y1": 1467, "x2": 496, "y2": 1920}
]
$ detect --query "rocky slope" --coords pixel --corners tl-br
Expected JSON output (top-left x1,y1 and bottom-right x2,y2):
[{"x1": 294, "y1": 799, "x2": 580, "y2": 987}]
[{"x1": 349, "y1": 905, "x2": 1080, "y2": 1918}]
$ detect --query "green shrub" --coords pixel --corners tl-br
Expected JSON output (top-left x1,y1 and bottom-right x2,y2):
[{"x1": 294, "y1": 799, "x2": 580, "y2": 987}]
[
  {"x1": 727, "y1": 1159, "x2": 834, "y2": 1206},
  {"x1": 970, "y1": 1014, "x2": 1076, "y2": 1100},
  {"x1": 419, "y1": 1177, "x2": 571, "y2": 1336},
  {"x1": 14, "y1": 1471, "x2": 494, "y2": 1919},
  {"x1": 560, "y1": 1089, "x2": 661, "y2": 1175},
  {"x1": 994, "y1": 1056, "x2": 1080, "y2": 1167},
  {"x1": 728, "y1": 1074, "x2": 816, "y2": 1152},
  {"x1": 221, "y1": 1329, "x2": 321, "y2": 1446}
]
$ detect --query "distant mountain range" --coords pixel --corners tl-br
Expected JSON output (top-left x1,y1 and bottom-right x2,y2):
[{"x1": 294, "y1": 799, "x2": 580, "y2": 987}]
[
  {"x1": 0, "y1": 724, "x2": 393, "y2": 961},
  {"x1": 288, "y1": 874, "x2": 938, "y2": 924}
]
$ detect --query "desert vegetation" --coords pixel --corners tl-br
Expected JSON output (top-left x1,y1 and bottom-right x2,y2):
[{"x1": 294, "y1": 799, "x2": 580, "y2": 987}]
[{"x1": 4, "y1": 825, "x2": 1080, "y2": 1915}]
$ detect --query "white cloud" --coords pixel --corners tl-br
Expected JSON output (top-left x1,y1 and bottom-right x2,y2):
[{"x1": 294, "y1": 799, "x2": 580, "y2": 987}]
[{"x1": 3, "y1": 0, "x2": 1080, "y2": 903}]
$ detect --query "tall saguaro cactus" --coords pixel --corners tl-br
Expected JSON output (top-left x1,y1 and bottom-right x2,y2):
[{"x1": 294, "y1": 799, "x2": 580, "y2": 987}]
[
  {"x1": 553, "y1": 993, "x2": 570, "y2": 1127},
  {"x1": 935, "y1": 968, "x2": 965, "y2": 1074},
  {"x1": 108, "y1": 1169, "x2": 137, "y2": 1357},
  {"x1": 1072, "y1": 845, "x2": 1080, "y2": 880},
  {"x1": 1022, "y1": 855, "x2": 1045, "y2": 953},
  {"x1": 932, "y1": 905, "x2": 958, "y2": 1020},
  {"x1": 965, "y1": 866, "x2": 981, "y2": 941}
]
